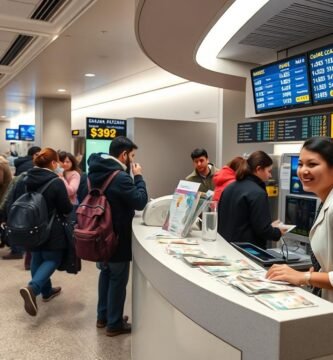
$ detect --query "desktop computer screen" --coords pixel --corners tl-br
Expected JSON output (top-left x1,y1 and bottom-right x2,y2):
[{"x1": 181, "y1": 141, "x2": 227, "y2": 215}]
[{"x1": 285, "y1": 195, "x2": 317, "y2": 239}]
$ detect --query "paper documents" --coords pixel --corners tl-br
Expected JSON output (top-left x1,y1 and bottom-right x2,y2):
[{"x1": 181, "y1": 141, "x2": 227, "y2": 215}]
[{"x1": 255, "y1": 291, "x2": 317, "y2": 310}]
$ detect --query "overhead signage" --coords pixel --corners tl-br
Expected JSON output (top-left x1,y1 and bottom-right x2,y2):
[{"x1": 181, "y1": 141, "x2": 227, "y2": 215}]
[
  {"x1": 5, "y1": 128, "x2": 19, "y2": 141},
  {"x1": 251, "y1": 54, "x2": 312, "y2": 113},
  {"x1": 308, "y1": 44, "x2": 333, "y2": 105},
  {"x1": 71, "y1": 129, "x2": 85, "y2": 137},
  {"x1": 237, "y1": 114, "x2": 331, "y2": 143},
  {"x1": 86, "y1": 117, "x2": 127, "y2": 140}
]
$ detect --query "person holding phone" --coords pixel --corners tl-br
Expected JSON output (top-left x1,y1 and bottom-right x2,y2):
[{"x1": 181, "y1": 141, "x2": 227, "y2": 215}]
[{"x1": 267, "y1": 137, "x2": 333, "y2": 302}]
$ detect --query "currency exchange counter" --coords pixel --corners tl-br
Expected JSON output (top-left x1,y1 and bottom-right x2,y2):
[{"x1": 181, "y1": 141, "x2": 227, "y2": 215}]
[{"x1": 131, "y1": 216, "x2": 333, "y2": 360}]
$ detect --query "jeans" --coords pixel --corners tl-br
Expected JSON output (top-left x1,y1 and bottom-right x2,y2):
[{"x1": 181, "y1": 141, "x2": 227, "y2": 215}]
[
  {"x1": 29, "y1": 250, "x2": 63, "y2": 297},
  {"x1": 97, "y1": 261, "x2": 130, "y2": 329}
]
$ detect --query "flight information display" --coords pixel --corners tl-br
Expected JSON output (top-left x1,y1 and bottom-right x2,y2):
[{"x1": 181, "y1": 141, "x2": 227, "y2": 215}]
[
  {"x1": 251, "y1": 54, "x2": 312, "y2": 113},
  {"x1": 308, "y1": 44, "x2": 333, "y2": 105},
  {"x1": 237, "y1": 114, "x2": 331, "y2": 143}
]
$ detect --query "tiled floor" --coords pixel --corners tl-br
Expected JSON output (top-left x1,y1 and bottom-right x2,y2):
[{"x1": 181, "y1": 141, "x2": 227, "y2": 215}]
[{"x1": 0, "y1": 247, "x2": 132, "y2": 360}]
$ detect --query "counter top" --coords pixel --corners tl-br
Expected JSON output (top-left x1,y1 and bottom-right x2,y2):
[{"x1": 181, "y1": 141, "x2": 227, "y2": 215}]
[{"x1": 132, "y1": 216, "x2": 333, "y2": 360}]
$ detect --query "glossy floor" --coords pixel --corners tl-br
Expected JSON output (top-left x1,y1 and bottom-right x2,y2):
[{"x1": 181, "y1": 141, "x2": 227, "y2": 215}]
[{"x1": 0, "y1": 248, "x2": 132, "y2": 360}]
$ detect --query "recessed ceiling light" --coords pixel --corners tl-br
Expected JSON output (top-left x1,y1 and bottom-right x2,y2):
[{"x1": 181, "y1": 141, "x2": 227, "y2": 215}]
[
  {"x1": 85, "y1": 73, "x2": 95, "y2": 77},
  {"x1": 57, "y1": 88, "x2": 67, "y2": 92}
]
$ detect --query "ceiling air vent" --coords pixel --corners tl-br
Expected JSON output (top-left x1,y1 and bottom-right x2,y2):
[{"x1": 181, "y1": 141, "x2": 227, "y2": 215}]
[
  {"x1": 0, "y1": 35, "x2": 33, "y2": 66},
  {"x1": 31, "y1": 0, "x2": 67, "y2": 22}
]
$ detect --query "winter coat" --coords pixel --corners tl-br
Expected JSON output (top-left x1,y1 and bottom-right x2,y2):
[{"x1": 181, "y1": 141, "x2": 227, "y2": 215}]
[
  {"x1": 212, "y1": 166, "x2": 236, "y2": 202},
  {"x1": 61, "y1": 170, "x2": 81, "y2": 204},
  {"x1": 13, "y1": 167, "x2": 73, "y2": 250},
  {"x1": 82, "y1": 153, "x2": 148, "y2": 262},
  {"x1": 217, "y1": 174, "x2": 281, "y2": 249},
  {"x1": 14, "y1": 156, "x2": 34, "y2": 175}
]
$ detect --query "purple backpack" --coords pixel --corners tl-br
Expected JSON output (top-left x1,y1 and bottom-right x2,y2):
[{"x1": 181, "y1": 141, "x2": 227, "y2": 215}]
[{"x1": 74, "y1": 171, "x2": 120, "y2": 262}]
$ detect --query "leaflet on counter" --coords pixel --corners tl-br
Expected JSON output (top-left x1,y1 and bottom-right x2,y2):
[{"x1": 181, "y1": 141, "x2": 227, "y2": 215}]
[{"x1": 255, "y1": 291, "x2": 317, "y2": 310}]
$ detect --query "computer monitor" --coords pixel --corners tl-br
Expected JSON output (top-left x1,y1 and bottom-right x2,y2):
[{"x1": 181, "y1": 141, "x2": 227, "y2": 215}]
[
  {"x1": 289, "y1": 155, "x2": 313, "y2": 195},
  {"x1": 283, "y1": 195, "x2": 319, "y2": 243}
]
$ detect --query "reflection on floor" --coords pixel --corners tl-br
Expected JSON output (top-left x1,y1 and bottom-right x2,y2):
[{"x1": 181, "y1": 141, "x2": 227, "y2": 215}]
[{"x1": 0, "y1": 248, "x2": 132, "y2": 360}]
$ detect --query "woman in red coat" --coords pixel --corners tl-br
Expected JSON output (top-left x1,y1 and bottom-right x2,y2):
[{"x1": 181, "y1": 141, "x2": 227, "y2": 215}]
[{"x1": 213, "y1": 156, "x2": 243, "y2": 202}]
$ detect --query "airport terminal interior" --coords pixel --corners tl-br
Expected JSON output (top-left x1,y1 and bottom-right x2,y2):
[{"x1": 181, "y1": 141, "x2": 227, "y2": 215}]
[{"x1": 1, "y1": 0, "x2": 333, "y2": 359}]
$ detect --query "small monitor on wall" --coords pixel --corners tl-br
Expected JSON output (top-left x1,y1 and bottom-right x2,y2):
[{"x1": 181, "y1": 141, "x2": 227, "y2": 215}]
[
  {"x1": 19, "y1": 125, "x2": 35, "y2": 141},
  {"x1": 5, "y1": 128, "x2": 19, "y2": 141},
  {"x1": 284, "y1": 195, "x2": 318, "y2": 243}
]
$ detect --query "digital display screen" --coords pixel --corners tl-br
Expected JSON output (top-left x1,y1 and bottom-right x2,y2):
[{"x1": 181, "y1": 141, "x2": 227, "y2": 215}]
[
  {"x1": 19, "y1": 125, "x2": 35, "y2": 141},
  {"x1": 5, "y1": 128, "x2": 19, "y2": 140},
  {"x1": 251, "y1": 54, "x2": 312, "y2": 113},
  {"x1": 285, "y1": 195, "x2": 317, "y2": 237},
  {"x1": 308, "y1": 44, "x2": 333, "y2": 105}
]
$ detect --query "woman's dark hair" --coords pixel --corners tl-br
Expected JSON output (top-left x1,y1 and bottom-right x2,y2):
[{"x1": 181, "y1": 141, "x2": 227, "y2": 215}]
[
  {"x1": 302, "y1": 136, "x2": 333, "y2": 167},
  {"x1": 58, "y1": 151, "x2": 81, "y2": 173},
  {"x1": 33, "y1": 147, "x2": 58, "y2": 169},
  {"x1": 236, "y1": 151, "x2": 272, "y2": 180},
  {"x1": 227, "y1": 156, "x2": 244, "y2": 172}
]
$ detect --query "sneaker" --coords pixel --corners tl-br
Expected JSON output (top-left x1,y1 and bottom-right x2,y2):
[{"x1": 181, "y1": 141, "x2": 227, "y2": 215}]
[
  {"x1": 20, "y1": 286, "x2": 38, "y2": 316},
  {"x1": 42, "y1": 287, "x2": 62, "y2": 302},
  {"x1": 106, "y1": 322, "x2": 131, "y2": 337},
  {"x1": 97, "y1": 315, "x2": 129, "y2": 329},
  {"x1": 3, "y1": 252, "x2": 23, "y2": 260}
]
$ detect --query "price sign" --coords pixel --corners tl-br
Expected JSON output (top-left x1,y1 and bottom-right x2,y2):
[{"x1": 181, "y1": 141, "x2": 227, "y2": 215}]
[{"x1": 86, "y1": 117, "x2": 126, "y2": 140}]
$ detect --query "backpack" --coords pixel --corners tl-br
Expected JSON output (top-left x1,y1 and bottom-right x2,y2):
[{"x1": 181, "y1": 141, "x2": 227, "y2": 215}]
[
  {"x1": 6, "y1": 177, "x2": 58, "y2": 249},
  {"x1": 74, "y1": 170, "x2": 120, "y2": 262}
]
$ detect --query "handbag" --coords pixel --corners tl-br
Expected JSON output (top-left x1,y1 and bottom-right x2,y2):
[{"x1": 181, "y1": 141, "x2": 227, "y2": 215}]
[{"x1": 58, "y1": 220, "x2": 82, "y2": 274}]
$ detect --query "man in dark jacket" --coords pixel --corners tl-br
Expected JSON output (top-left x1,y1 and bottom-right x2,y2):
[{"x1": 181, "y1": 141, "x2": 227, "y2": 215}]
[
  {"x1": 14, "y1": 146, "x2": 41, "y2": 176},
  {"x1": 82, "y1": 136, "x2": 148, "y2": 337}
]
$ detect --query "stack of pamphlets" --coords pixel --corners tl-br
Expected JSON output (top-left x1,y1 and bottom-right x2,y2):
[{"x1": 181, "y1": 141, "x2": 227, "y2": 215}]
[
  {"x1": 225, "y1": 279, "x2": 293, "y2": 295},
  {"x1": 199, "y1": 260, "x2": 256, "y2": 277},
  {"x1": 158, "y1": 238, "x2": 199, "y2": 245},
  {"x1": 183, "y1": 256, "x2": 230, "y2": 266},
  {"x1": 255, "y1": 291, "x2": 317, "y2": 310},
  {"x1": 166, "y1": 244, "x2": 207, "y2": 258},
  {"x1": 162, "y1": 180, "x2": 213, "y2": 237}
]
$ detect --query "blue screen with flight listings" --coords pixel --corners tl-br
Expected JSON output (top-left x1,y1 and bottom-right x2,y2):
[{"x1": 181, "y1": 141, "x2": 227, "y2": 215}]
[
  {"x1": 308, "y1": 44, "x2": 333, "y2": 105},
  {"x1": 251, "y1": 54, "x2": 312, "y2": 113}
]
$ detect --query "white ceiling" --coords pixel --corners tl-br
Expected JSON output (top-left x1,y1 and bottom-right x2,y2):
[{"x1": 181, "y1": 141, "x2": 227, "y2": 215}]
[
  {"x1": 1, "y1": 0, "x2": 333, "y2": 123},
  {"x1": 0, "y1": 0, "x2": 155, "y2": 120}
]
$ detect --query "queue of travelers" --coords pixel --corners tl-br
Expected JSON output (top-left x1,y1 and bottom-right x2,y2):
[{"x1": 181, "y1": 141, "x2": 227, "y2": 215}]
[{"x1": 1, "y1": 136, "x2": 333, "y2": 341}]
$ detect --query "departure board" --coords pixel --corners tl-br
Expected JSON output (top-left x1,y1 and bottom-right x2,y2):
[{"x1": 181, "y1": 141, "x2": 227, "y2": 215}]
[
  {"x1": 251, "y1": 54, "x2": 312, "y2": 113},
  {"x1": 300, "y1": 114, "x2": 329, "y2": 139},
  {"x1": 237, "y1": 114, "x2": 331, "y2": 143},
  {"x1": 276, "y1": 118, "x2": 299, "y2": 141},
  {"x1": 309, "y1": 44, "x2": 333, "y2": 105},
  {"x1": 237, "y1": 123, "x2": 258, "y2": 143}
]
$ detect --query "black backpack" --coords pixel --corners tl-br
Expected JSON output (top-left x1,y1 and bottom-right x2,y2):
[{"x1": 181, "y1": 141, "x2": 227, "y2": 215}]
[{"x1": 6, "y1": 177, "x2": 58, "y2": 249}]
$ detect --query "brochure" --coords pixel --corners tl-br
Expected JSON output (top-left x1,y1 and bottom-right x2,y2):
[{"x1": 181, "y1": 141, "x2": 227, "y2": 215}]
[
  {"x1": 228, "y1": 279, "x2": 292, "y2": 295},
  {"x1": 278, "y1": 223, "x2": 296, "y2": 233},
  {"x1": 158, "y1": 238, "x2": 199, "y2": 245},
  {"x1": 162, "y1": 181, "x2": 213, "y2": 237},
  {"x1": 199, "y1": 260, "x2": 256, "y2": 277},
  {"x1": 166, "y1": 244, "x2": 206, "y2": 257},
  {"x1": 255, "y1": 291, "x2": 317, "y2": 310},
  {"x1": 183, "y1": 256, "x2": 231, "y2": 266}
]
